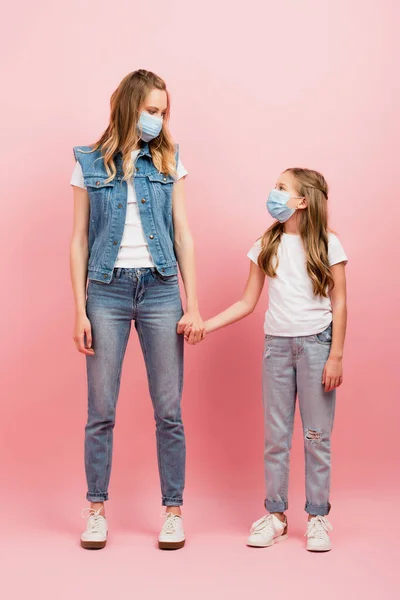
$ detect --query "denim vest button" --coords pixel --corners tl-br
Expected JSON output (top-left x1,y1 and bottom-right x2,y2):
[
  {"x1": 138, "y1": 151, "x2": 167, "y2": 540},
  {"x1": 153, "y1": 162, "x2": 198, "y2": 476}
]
[
  {"x1": 96, "y1": 181, "x2": 100, "y2": 186},
  {"x1": 163, "y1": 177, "x2": 167, "y2": 182},
  {"x1": 113, "y1": 240, "x2": 117, "y2": 245},
  {"x1": 118, "y1": 203, "x2": 122, "y2": 208},
  {"x1": 149, "y1": 235, "x2": 154, "y2": 240},
  {"x1": 103, "y1": 274, "x2": 107, "y2": 279},
  {"x1": 136, "y1": 167, "x2": 139, "y2": 172},
  {"x1": 141, "y1": 199, "x2": 146, "y2": 204}
]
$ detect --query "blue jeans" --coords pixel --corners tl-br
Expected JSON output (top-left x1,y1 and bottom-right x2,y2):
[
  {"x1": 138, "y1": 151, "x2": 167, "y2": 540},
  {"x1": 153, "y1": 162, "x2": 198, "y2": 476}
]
[
  {"x1": 262, "y1": 324, "x2": 336, "y2": 516},
  {"x1": 85, "y1": 268, "x2": 185, "y2": 506}
]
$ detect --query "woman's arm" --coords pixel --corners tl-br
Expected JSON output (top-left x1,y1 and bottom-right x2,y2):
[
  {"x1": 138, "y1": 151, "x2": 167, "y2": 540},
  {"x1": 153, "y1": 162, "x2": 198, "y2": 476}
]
[
  {"x1": 172, "y1": 178, "x2": 205, "y2": 345},
  {"x1": 205, "y1": 261, "x2": 266, "y2": 333},
  {"x1": 323, "y1": 262, "x2": 347, "y2": 391},
  {"x1": 70, "y1": 186, "x2": 94, "y2": 355}
]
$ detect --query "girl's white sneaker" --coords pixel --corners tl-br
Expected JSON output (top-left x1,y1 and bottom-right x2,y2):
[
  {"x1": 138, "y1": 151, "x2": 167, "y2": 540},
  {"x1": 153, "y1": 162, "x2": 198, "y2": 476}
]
[
  {"x1": 80, "y1": 507, "x2": 108, "y2": 549},
  {"x1": 305, "y1": 516, "x2": 333, "y2": 552},
  {"x1": 158, "y1": 513, "x2": 185, "y2": 550},
  {"x1": 247, "y1": 514, "x2": 288, "y2": 547}
]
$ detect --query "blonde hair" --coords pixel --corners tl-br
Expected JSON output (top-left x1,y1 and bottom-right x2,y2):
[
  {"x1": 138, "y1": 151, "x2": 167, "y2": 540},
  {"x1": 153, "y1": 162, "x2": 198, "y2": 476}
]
[
  {"x1": 258, "y1": 168, "x2": 334, "y2": 297},
  {"x1": 91, "y1": 69, "x2": 176, "y2": 182}
]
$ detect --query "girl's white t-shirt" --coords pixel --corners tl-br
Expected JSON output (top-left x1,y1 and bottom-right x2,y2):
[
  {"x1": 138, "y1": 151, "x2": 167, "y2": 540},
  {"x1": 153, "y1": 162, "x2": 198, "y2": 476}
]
[
  {"x1": 70, "y1": 150, "x2": 188, "y2": 268},
  {"x1": 247, "y1": 232, "x2": 348, "y2": 337}
]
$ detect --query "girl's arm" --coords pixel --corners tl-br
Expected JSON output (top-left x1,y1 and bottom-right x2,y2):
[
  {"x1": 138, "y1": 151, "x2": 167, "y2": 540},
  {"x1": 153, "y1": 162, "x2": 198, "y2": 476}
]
[
  {"x1": 70, "y1": 186, "x2": 94, "y2": 355},
  {"x1": 323, "y1": 262, "x2": 347, "y2": 391},
  {"x1": 172, "y1": 178, "x2": 205, "y2": 345},
  {"x1": 205, "y1": 261, "x2": 266, "y2": 333}
]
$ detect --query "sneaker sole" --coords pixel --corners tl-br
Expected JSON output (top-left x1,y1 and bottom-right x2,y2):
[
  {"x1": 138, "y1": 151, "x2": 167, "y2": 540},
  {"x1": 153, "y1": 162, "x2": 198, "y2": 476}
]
[
  {"x1": 306, "y1": 544, "x2": 331, "y2": 552},
  {"x1": 81, "y1": 539, "x2": 107, "y2": 550},
  {"x1": 247, "y1": 533, "x2": 288, "y2": 548},
  {"x1": 158, "y1": 539, "x2": 185, "y2": 550}
]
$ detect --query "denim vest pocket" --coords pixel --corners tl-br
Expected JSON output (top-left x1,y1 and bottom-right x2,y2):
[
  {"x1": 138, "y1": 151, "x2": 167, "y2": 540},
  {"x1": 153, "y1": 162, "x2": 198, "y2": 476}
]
[
  {"x1": 147, "y1": 172, "x2": 174, "y2": 215},
  {"x1": 85, "y1": 176, "x2": 116, "y2": 223}
]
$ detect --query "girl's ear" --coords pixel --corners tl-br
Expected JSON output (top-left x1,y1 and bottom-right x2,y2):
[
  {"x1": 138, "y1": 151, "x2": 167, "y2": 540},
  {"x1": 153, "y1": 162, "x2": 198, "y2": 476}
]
[{"x1": 296, "y1": 197, "x2": 307, "y2": 210}]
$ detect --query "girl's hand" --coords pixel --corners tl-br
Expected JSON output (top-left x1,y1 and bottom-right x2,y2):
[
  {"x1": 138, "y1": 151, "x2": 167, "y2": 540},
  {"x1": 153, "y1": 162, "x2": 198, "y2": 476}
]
[
  {"x1": 322, "y1": 357, "x2": 343, "y2": 392},
  {"x1": 177, "y1": 311, "x2": 206, "y2": 345},
  {"x1": 73, "y1": 313, "x2": 95, "y2": 356}
]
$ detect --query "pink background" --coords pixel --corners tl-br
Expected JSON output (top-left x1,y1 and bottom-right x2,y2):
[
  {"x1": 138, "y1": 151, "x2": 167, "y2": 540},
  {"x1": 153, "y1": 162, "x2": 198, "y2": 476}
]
[{"x1": 1, "y1": 1, "x2": 399, "y2": 598}]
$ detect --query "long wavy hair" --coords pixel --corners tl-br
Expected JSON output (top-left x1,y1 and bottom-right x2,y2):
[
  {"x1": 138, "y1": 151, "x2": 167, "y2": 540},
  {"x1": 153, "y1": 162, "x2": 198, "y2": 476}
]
[
  {"x1": 90, "y1": 69, "x2": 176, "y2": 182},
  {"x1": 258, "y1": 168, "x2": 334, "y2": 297}
]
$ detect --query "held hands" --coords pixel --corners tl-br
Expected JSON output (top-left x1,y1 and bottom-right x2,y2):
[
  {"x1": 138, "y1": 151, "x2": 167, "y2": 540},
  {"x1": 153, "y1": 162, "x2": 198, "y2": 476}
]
[
  {"x1": 322, "y1": 357, "x2": 343, "y2": 392},
  {"x1": 177, "y1": 311, "x2": 207, "y2": 345}
]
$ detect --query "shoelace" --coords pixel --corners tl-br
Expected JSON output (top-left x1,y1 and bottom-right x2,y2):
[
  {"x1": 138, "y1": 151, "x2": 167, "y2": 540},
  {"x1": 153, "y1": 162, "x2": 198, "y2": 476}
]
[
  {"x1": 305, "y1": 516, "x2": 333, "y2": 539},
  {"x1": 250, "y1": 514, "x2": 275, "y2": 535},
  {"x1": 161, "y1": 512, "x2": 180, "y2": 535},
  {"x1": 81, "y1": 508, "x2": 105, "y2": 534}
]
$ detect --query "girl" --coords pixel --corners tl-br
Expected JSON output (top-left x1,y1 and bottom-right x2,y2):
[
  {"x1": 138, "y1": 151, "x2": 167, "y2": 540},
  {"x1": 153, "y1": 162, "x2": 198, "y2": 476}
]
[
  {"x1": 200, "y1": 168, "x2": 347, "y2": 552},
  {"x1": 70, "y1": 69, "x2": 204, "y2": 550}
]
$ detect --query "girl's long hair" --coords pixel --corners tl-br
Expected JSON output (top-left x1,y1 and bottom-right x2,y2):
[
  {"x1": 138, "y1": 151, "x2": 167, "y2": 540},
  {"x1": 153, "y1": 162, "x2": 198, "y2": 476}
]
[
  {"x1": 91, "y1": 69, "x2": 176, "y2": 182},
  {"x1": 258, "y1": 168, "x2": 334, "y2": 297}
]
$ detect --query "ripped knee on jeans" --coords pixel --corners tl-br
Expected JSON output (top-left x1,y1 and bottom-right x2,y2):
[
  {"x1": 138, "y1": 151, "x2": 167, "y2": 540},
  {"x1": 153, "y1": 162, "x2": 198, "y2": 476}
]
[{"x1": 305, "y1": 429, "x2": 322, "y2": 444}]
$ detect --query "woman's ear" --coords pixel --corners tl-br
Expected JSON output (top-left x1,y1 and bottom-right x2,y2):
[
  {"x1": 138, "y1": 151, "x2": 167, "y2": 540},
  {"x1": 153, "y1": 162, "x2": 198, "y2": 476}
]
[{"x1": 296, "y1": 197, "x2": 307, "y2": 210}]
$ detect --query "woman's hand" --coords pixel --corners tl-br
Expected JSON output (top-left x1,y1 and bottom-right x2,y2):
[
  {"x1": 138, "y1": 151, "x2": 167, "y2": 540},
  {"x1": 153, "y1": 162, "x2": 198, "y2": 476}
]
[
  {"x1": 73, "y1": 312, "x2": 95, "y2": 356},
  {"x1": 177, "y1": 311, "x2": 206, "y2": 345},
  {"x1": 322, "y1": 357, "x2": 343, "y2": 392}
]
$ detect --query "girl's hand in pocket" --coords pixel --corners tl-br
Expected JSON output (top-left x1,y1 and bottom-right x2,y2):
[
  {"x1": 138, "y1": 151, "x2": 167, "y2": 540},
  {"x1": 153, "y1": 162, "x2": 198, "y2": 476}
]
[
  {"x1": 73, "y1": 313, "x2": 95, "y2": 356},
  {"x1": 322, "y1": 357, "x2": 343, "y2": 392}
]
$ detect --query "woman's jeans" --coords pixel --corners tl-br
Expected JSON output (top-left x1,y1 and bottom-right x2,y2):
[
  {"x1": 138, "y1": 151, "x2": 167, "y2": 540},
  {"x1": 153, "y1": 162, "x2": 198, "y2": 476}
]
[
  {"x1": 84, "y1": 268, "x2": 185, "y2": 506},
  {"x1": 262, "y1": 324, "x2": 336, "y2": 516}
]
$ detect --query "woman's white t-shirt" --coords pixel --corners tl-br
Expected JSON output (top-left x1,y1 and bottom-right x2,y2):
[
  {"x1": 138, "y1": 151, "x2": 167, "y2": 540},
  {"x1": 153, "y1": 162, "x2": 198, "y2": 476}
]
[
  {"x1": 247, "y1": 232, "x2": 348, "y2": 337},
  {"x1": 70, "y1": 150, "x2": 188, "y2": 268}
]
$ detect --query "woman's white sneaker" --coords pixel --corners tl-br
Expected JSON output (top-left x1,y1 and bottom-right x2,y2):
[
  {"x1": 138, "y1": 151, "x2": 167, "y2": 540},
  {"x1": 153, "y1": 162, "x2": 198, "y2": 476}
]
[
  {"x1": 247, "y1": 514, "x2": 288, "y2": 547},
  {"x1": 158, "y1": 513, "x2": 185, "y2": 550},
  {"x1": 305, "y1": 516, "x2": 332, "y2": 552},
  {"x1": 80, "y1": 507, "x2": 108, "y2": 549}
]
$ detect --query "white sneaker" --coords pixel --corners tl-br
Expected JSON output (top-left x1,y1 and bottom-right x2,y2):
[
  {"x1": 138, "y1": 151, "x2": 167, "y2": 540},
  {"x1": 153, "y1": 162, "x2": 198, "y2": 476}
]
[
  {"x1": 80, "y1": 507, "x2": 108, "y2": 549},
  {"x1": 305, "y1": 516, "x2": 333, "y2": 552},
  {"x1": 158, "y1": 512, "x2": 185, "y2": 550},
  {"x1": 247, "y1": 514, "x2": 288, "y2": 547}
]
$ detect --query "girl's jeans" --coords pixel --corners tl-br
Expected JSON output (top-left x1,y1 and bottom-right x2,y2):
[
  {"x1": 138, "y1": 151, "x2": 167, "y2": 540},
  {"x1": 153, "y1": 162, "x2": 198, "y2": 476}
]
[{"x1": 262, "y1": 323, "x2": 335, "y2": 516}]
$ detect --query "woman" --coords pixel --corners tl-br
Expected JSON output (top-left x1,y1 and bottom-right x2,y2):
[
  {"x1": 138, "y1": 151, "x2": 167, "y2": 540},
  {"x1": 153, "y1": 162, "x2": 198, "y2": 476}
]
[{"x1": 70, "y1": 69, "x2": 204, "y2": 550}]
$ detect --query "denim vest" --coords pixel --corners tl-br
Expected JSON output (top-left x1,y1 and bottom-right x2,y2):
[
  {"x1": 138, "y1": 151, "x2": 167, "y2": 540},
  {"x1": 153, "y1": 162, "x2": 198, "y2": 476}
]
[{"x1": 73, "y1": 143, "x2": 179, "y2": 283}]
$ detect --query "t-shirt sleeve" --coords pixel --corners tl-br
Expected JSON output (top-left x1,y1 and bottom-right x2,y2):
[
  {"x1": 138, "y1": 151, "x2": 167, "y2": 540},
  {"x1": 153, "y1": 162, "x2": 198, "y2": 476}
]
[
  {"x1": 176, "y1": 158, "x2": 188, "y2": 180},
  {"x1": 70, "y1": 161, "x2": 86, "y2": 189},
  {"x1": 247, "y1": 239, "x2": 262, "y2": 265},
  {"x1": 328, "y1": 233, "x2": 348, "y2": 266}
]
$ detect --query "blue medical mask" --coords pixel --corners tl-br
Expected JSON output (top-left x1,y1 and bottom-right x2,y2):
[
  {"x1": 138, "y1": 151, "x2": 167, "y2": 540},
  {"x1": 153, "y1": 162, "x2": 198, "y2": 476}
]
[
  {"x1": 266, "y1": 189, "x2": 300, "y2": 223},
  {"x1": 137, "y1": 111, "x2": 163, "y2": 142}
]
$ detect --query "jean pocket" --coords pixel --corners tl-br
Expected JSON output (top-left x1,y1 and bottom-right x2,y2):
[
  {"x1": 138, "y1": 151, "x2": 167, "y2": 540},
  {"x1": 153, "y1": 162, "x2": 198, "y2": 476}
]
[
  {"x1": 264, "y1": 334, "x2": 275, "y2": 358},
  {"x1": 88, "y1": 273, "x2": 115, "y2": 287},
  {"x1": 153, "y1": 271, "x2": 179, "y2": 285},
  {"x1": 315, "y1": 324, "x2": 332, "y2": 344},
  {"x1": 89, "y1": 279, "x2": 108, "y2": 286}
]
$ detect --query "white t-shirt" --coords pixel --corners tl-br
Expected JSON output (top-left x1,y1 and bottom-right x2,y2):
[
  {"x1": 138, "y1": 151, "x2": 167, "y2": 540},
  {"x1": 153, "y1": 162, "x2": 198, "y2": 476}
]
[
  {"x1": 247, "y1": 232, "x2": 348, "y2": 337},
  {"x1": 70, "y1": 150, "x2": 188, "y2": 268}
]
